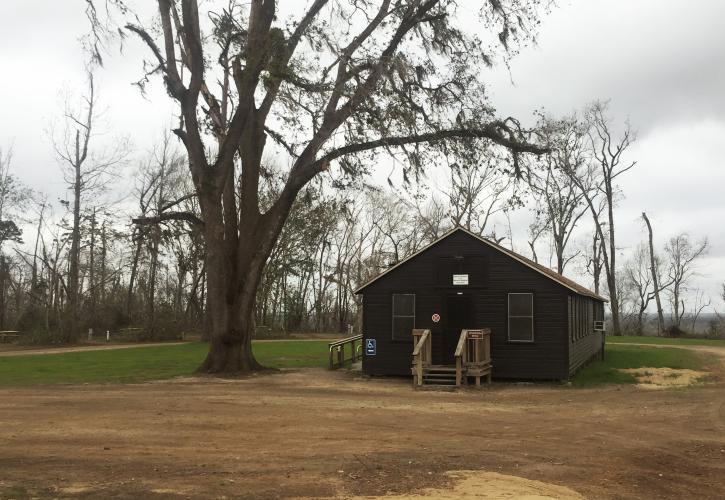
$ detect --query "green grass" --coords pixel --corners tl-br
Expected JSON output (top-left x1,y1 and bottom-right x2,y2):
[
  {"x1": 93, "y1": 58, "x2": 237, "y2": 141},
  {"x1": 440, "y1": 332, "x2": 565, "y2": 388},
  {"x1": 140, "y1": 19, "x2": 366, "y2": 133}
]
[
  {"x1": 572, "y1": 343, "x2": 711, "y2": 387},
  {"x1": 606, "y1": 335, "x2": 725, "y2": 346},
  {"x1": 0, "y1": 341, "x2": 329, "y2": 386}
]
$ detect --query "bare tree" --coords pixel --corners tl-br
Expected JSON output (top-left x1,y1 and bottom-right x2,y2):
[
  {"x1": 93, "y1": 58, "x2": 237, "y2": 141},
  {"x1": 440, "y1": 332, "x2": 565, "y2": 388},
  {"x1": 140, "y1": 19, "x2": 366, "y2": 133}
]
[
  {"x1": 561, "y1": 102, "x2": 636, "y2": 334},
  {"x1": 687, "y1": 289, "x2": 710, "y2": 334},
  {"x1": 526, "y1": 215, "x2": 547, "y2": 264},
  {"x1": 51, "y1": 68, "x2": 127, "y2": 341},
  {"x1": 106, "y1": 0, "x2": 548, "y2": 372},
  {"x1": 664, "y1": 233, "x2": 708, "y2": 330},
  {"x1": 412, "y1": 195, "x2": 451, "y2": 242},
  {"x1": 589, "y1": 233, "x2": 604, "y2": 295},
  {"x1": 533, "y1": 116, "x2": 590, "y2": 274},
  {"x1": 622, "y1": 243, "x2": 670, "y2": 335},
  {"x1": 0, "y1": 146, "x2": 32, "y2": 329},
  {"x1": 447, "y1": 159, "x2": 511, "y2": 236},
  {"x1": 29, "y1": 199, "x2": 48, "y2": 304},
  {"x1": 642, "y1": 212, "x2": 665, "y2": 333},
  {"x1": 0, "y1": 145, "x2": 29, "y2": 249},
  {"x1": 623, "y1": 244, "x2": 653, "y2": 334}
]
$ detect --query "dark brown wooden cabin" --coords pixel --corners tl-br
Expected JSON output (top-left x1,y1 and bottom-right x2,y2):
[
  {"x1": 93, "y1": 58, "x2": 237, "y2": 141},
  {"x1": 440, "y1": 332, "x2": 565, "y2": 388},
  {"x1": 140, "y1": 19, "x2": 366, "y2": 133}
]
[{"x1": 355, "y1": 227, "x2": 607, "y2": 381}]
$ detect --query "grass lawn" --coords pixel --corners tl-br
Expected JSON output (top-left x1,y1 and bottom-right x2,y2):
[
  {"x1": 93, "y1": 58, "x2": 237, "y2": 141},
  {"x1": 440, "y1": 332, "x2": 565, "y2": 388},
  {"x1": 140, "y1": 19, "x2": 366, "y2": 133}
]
[
  {"x1": 606, "y1": 335, "x2": 725, "y2": 347},
  {"x1": 572, "y1": 343, "x2": 713, "y2": 387},
  {"x1": 0, "y1": 341, "x2": 330, "y2": 386}
]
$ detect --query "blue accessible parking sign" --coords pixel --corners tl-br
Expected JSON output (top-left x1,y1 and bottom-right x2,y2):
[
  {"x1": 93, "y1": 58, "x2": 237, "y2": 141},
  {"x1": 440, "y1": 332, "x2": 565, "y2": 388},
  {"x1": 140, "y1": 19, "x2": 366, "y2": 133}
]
[{"x1": 365, "y1": 338, "x2": 376, "y2": 356}]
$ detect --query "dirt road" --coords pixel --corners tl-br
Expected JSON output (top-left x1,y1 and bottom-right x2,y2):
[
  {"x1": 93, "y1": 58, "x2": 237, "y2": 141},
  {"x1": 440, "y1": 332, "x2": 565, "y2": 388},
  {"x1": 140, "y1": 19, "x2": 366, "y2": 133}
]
[{"x1": 0, "y1": 347, "x2": 724, "y2": 499}]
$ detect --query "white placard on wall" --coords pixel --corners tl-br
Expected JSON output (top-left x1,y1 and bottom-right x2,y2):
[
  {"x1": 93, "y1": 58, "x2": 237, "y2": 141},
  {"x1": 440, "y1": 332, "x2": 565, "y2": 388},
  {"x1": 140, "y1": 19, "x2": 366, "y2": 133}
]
[{"x1": 452, "y1": 274, "x2": 469, "y2": 285}]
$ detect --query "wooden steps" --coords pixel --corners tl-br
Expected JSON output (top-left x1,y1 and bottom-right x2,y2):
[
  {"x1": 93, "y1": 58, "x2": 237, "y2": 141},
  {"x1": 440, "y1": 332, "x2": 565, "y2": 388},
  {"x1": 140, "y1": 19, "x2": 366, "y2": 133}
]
[
  {"x1": 421, "y1": 365, "x2": 458, "y2": 388},
  {"x1": 413, "y1": 364, "x2": 493, "y2": 389},
  {"x1": 412, "y1": 329, "x2": 492, "y2": 389}
]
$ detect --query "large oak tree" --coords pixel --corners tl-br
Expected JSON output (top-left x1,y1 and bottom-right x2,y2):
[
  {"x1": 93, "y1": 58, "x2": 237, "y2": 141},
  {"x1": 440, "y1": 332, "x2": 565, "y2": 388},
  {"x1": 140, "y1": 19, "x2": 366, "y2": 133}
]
[{"x1": 94, "y1": 0, "x2": 547, "y2": 372}]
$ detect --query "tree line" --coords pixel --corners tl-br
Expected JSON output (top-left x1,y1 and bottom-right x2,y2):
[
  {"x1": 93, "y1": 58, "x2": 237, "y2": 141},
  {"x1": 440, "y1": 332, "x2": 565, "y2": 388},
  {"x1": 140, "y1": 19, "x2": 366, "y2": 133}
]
[{"x1": 0, "y1": 93, "x2": 716, "y2": 344}]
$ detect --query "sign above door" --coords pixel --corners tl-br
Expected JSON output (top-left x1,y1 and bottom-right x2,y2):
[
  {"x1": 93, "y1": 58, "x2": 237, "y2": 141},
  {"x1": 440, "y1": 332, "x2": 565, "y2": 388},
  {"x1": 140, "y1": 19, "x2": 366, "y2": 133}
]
[{"x1": 452, "y1": 274, "x2": 469, "y2": 285}]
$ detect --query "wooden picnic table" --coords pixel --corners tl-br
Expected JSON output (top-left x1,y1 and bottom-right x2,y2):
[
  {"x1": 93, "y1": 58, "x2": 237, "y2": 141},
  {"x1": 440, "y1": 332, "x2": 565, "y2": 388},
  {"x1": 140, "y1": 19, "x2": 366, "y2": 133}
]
[{"x1": 0, "y1": 330, "x2": 20, "y2": 343}]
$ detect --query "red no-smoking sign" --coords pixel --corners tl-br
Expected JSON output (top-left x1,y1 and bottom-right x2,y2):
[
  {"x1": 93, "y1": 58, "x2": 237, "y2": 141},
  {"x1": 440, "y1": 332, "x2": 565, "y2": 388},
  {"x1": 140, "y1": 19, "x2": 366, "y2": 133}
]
[{"x1": 432, "y1": 313, "x2": 441, "y2": 323}]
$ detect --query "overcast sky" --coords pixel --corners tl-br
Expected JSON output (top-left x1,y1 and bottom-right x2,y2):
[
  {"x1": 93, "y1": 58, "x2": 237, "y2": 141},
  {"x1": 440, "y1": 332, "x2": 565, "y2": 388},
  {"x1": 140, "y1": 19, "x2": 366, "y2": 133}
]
[{"x1": 0, "y1": 0, "x2": 723, "y2": 312}]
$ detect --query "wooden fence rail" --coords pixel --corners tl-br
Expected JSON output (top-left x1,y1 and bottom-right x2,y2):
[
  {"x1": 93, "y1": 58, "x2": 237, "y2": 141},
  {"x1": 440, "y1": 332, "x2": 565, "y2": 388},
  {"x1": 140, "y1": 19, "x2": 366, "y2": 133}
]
[{"x1": 328, "y1": 334, "x2": 363, "y2": 369}]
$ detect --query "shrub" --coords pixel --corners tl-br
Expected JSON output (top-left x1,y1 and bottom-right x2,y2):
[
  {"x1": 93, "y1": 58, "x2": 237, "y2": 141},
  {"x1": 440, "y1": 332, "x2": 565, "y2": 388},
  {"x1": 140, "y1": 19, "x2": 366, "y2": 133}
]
[{"x1": 664, "y1": 325, "x2": 687, "y2": 337}]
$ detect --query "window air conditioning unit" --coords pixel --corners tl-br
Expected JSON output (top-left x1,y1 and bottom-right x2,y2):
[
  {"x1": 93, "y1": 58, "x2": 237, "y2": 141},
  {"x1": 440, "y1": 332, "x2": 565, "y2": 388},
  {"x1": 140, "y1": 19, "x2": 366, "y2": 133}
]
[{"x1": 594, "y1": 321, "x2": 605, "y2": 332}]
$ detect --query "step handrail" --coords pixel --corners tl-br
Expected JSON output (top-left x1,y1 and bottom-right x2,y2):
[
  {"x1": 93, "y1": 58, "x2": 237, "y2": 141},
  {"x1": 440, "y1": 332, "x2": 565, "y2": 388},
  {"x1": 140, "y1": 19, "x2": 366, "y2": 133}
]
[
  {"x1": 454, "y1": 329, "x2": 468, "y2": 386},
  {"x1": 328, "y1": 334, "x2": 363, "y2": 369},
  {"x1": 455, "y1": 328, "x2": 492, "y2": 386},
  {"x1": 411, "y1": 329, "x2": 432, "y2": 386}
]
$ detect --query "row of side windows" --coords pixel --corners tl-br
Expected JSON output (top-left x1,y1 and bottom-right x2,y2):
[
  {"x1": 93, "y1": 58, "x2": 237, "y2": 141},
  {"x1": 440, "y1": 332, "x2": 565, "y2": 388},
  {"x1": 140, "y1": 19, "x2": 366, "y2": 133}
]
[
  {"x1": 569, "y1": 295, "x2": 593, "y2": 342},
  {"x1": 390, "y1": 293, "x2": 535, "y2": 343}
]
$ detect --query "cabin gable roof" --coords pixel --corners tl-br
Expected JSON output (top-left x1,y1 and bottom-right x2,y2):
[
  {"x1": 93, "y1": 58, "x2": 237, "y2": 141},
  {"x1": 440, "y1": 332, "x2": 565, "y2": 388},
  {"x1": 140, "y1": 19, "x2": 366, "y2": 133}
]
[{"x1": 354, "y1": 227, "x2": 607, "y2": 302}]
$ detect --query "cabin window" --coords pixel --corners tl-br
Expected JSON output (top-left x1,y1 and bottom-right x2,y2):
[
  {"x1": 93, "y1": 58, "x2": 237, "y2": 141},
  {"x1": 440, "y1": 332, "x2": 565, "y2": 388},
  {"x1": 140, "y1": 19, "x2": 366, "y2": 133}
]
[
  {"x1": 508, "y1": 293, "x2": 534, "y2": 342},
  {"x1": 568, "y1": 296, "x2": 574, "y2": 342},
  {"x1": 392, "y1": 294, "x2": 415, "y2": 341}
]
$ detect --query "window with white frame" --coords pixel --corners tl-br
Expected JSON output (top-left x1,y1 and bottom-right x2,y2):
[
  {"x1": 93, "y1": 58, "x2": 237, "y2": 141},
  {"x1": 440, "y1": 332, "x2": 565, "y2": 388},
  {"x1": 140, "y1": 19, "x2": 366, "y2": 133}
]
[
  {"x1": 392, "y1": 294, "x2": 415, "y2": 341},
  {"x1": 508, "y1": 293, "x2": 534, "y2": 342}
]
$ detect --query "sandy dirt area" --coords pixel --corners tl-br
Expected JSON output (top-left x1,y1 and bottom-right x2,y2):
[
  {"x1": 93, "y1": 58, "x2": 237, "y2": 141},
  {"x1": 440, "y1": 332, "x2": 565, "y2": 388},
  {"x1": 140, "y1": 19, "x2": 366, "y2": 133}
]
[
  {"x1": 0, "y1": 346, "x2": 724, "y2": 499},
  {"x1": 620, "y1": 367, "x2": 709, "y2": 389},
  {"x1": 349, "y1": 470, "x2": 585, "y2": 499}
]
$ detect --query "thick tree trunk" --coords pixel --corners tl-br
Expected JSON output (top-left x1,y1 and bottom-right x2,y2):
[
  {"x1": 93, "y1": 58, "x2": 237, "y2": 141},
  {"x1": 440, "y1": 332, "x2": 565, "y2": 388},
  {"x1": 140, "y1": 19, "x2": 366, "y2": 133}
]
[
  {"x1": 199, "y1": 296, "x2": 260, "y2": 372},
  {"x1": 197, "y1": 241, "x2": 264, "y2": 372},
  {"x1": 196, "y1": 178, "x2": 297, "y2": 373}
]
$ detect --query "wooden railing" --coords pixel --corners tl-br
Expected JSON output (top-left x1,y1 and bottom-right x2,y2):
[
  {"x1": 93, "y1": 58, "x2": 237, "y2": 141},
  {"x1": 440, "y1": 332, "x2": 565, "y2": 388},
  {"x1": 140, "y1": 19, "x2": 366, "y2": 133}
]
[
  {"x1": 411, "y1": 329, "x2": 432, "y2": 386},
  {"x1": 328, "y1": 334, "x2": 363, "y2": 369},
  {"x1": 454, "y1": 328, "x2": 492, "y2": 386}
]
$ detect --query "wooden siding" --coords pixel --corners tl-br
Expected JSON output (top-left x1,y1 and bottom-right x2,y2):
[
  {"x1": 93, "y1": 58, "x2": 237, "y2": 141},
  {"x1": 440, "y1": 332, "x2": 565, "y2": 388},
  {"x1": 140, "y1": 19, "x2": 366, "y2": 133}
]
[
  {"x1": 568, "y1": 297, "x2": 605, "y2": 375},
  {"x1": 360, "y1": 230, "x2": 574, "y2": 380}
]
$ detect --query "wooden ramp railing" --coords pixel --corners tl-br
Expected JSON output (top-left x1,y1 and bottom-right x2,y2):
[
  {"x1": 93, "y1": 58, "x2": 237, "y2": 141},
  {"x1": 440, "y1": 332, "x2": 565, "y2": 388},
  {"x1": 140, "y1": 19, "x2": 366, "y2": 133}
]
[
  {"x1": 411, "y1": 329, "x2": 432, "y2": 386},
  {"x1": 328, "y1": 334, "x2": 363, "y2": 369},
  {"x1": 454, "y1": 328, "x2": 492, "y2": 387}
]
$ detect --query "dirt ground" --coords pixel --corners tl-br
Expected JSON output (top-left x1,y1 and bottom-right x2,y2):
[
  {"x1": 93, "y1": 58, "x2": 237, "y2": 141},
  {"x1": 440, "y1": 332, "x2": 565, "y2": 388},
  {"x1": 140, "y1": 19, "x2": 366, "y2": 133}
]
[{"x1": 1, "y1": 346, "x2": 725, "y2": 499}]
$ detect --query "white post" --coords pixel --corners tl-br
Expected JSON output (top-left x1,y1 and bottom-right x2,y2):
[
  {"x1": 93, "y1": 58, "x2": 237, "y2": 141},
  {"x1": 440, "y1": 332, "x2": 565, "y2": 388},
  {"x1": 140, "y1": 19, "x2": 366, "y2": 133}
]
[
  {"x1": 106, "y1": 330, "x2": 110, "y2": 343},
  {"x1": 88, "y1": 328, "x2": 93, "y2": 341}
]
